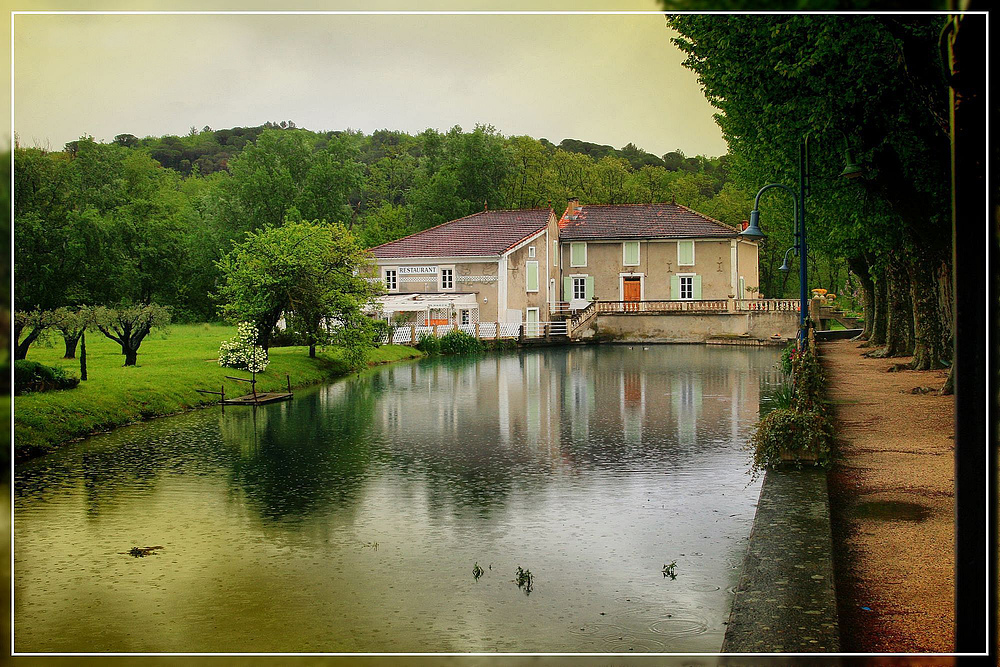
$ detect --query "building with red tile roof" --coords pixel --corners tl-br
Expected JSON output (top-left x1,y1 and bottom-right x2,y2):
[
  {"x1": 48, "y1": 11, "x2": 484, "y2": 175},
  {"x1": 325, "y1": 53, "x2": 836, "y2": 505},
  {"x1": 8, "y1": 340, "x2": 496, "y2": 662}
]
[
  {"x1": 366, "y1": 200, "x2": 760, "y2": 327},
  {"x1": 556, "y1": 199, "x2": 759, "y2": 310}
]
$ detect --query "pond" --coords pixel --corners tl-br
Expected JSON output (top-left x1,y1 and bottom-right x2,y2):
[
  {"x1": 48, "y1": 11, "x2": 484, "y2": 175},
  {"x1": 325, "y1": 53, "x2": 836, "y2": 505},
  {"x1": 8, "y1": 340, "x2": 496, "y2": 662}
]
[{"x1": 13, "y1": 344, "x2": 782, "y2": 653}]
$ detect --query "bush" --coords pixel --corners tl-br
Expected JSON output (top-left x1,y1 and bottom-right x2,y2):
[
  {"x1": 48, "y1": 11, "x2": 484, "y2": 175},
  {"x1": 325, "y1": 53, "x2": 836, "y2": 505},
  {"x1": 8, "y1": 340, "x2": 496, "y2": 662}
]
[
  {"x1": 415, "y1": 332, "x2": 440, "y2": 354},
  {"x1": 790, "y1": 347, "x2": 826, "y2": 412},
  {"x1": 779, "y1": 341, "x2": 796, "y2": 375},
  {"x1": 748, "y1": 345, "x2": 832, "y2": 479},
  {"x1": 370, "y1": 319, "x2": 390, "y2": 346},
  {"x1": 485, "y1": 338, "x2": 518, "y2": 352},
  {"x1": 269, "y1": 326, "x2": 306, "y2": 348},
  {"x1": 748, "y1": 407, "x2": 832, "y2": 478},
  {"x1": 438, "y1": 329, "x2": 485, "y2": 355},
  {"x1": 761, "y1": 381, "x2": 795, "y2": 414},
  {"x1": 14, "y1": 360, "x2": 79, "y2": 395},
  {"x1": 218, "y1": 322, "x2": 269, "y2": 372}
]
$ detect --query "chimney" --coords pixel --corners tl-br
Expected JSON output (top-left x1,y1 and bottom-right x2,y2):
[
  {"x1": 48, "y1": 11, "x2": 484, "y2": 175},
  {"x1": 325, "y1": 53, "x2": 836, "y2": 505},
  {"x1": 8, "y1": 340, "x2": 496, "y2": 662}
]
[{"x1": 565, "y1": 196, "x2": 580, "y2": 220}]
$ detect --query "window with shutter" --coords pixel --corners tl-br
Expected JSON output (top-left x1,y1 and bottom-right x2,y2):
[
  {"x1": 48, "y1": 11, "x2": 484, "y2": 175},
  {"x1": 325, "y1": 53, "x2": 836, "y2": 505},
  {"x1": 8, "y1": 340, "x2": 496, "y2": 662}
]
[
  {"x1": 570, "y1": 242, "x2": 587, "y2": 267},
  {"x1": 678, "y1": 241, "x2": 695, "y2": 266},
  {"x1": 526, "y1": 261, "x2": 538, "y2": 292},
  {"x1": 623, "y1": 241, "x2": 639, "y2": 266}
]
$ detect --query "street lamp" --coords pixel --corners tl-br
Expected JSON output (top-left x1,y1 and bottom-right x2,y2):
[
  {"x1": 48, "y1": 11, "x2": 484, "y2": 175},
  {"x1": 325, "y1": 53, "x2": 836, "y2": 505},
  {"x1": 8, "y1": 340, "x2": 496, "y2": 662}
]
[
  {"x1": 778, "y1": 246, "x2": 797, "y2": 272},
  {"x1": 745, "y1": 133, "x2": 862, "y2": 346}
]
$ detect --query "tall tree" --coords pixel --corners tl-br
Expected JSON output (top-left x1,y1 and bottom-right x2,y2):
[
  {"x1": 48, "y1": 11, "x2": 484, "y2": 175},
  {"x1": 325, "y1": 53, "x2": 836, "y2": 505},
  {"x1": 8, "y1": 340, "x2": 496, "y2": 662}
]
[
  {"x1": 669, "y1": 14, "x2": 953, "y2": 366},
  {"x1": 214, "y1": 220, "x2": 381, "y2": 364}
]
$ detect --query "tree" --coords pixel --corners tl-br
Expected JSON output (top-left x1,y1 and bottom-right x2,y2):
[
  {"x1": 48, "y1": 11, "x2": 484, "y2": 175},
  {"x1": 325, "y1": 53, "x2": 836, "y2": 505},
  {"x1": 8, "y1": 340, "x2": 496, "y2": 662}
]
[
  {"x1": 93, "y1": 304, "x2": 171, "y2": 366},
  {"x1": 14, "y1": 309, "x2": 56, "y2": 360},
  {"x1": 358, "y1": 203, "x2": 412, "y2": 249},
  {"x1": 668, "y1": 14, "x2": 953, "y2": 368},
  {"x1": 214, "y1": 220, "x2": 382, "y2": 365},
  {"x1": 217, "y1": 129, "x2": 362, "y2": 234},
  {"x1": 52, "y1": 306, "x2": 93, "y2": 359}
]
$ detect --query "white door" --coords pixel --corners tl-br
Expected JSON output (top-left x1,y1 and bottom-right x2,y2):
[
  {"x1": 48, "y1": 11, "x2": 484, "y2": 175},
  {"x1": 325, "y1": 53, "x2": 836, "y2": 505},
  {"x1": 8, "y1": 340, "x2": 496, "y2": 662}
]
[{"x1": 526, "y1": 308, "x2": 540, "y2": 337}]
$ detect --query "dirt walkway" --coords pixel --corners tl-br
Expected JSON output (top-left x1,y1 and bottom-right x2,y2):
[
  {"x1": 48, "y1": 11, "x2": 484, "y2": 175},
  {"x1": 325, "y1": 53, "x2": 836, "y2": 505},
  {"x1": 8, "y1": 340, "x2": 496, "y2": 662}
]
[{"x1": 820, "y1": 339, "x2": 954, "y2": 653}]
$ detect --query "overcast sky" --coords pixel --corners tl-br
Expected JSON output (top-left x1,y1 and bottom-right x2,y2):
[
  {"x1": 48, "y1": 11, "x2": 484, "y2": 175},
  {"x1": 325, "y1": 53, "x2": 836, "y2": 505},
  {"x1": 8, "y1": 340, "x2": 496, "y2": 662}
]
[{"x1": 9, "y1": 2, "x2": 729, "y2": 158}]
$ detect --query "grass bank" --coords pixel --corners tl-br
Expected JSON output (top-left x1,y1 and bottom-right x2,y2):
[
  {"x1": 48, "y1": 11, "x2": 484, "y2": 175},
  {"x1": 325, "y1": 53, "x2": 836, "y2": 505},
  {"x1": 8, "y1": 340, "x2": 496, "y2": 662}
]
[{"x1": 13, "y1": 323, "x2": 422, "y2": 462}]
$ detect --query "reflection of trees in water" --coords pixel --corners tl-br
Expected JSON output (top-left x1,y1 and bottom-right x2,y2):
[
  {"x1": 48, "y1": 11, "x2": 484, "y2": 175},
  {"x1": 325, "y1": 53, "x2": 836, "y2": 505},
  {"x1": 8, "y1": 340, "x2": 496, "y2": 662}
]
[
  {"x1": 44, "y1": 417, "x2": 232, "y2": 518},
  {"x1": 222, "y1": 376, "x2": 379, "y2": 522}
]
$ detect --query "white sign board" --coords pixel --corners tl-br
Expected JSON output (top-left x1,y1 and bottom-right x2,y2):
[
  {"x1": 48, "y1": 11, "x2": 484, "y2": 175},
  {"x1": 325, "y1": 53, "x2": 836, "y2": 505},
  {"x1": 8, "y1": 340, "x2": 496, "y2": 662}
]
[{"x1": 397, "y1": 266, "x2": 438, "y2": 275}]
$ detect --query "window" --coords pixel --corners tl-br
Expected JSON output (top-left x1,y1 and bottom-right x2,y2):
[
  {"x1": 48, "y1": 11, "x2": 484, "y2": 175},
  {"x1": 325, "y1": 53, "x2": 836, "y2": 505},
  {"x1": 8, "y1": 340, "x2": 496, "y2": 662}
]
[
  {"x1": 679, "y1": 275, "x2": 693, "y2": 300},
  {"x1": 385, "y1": 269, "x2": 397, "y2": 291},
  {"x1": 553, "y1": 240, "x2": 559, "y2": 265},
  {"x1": 461, "y1": 309, "x2": 470, "y2": 325},
  {"x1": 525, "y1": 261, "x2": 539, "y2": 292},
  {"x1": 440, "y1": 268, "x2": 454, "y2": 290},
  {"x1": 570, "y1": 242, "x2": 587, "y2": 267},
  {"x1": 623, "y1": 241, "x2": 640, "y2": 266},
  {"x1": 678, "y1": 240, "x2": 695, "y2": 266},
  {"x1": 528, "y1": 246, "x2": 536, "y2": 258},
  {"x1": 573, "y1": 277, "x2": 587, "y2": 300}
]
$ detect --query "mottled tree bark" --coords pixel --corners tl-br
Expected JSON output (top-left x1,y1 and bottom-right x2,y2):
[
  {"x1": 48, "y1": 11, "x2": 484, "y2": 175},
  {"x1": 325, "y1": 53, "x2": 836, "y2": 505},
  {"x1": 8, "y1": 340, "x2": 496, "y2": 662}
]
[
  {"x1": 847, "y1": 255, "x2": 874, "y2": 340},
  {"x1": 884, "y1": 257, "x2": 914, "y2": 358},
  {"x1": 868, "y1": 262, "x2": 888, "y2": 347},
  {"x1": 907, "y1": 250, "x2": 948, "y2": 370},
  {"x1": 62, "y1": 332, "x2": 82, "y2": 359}
]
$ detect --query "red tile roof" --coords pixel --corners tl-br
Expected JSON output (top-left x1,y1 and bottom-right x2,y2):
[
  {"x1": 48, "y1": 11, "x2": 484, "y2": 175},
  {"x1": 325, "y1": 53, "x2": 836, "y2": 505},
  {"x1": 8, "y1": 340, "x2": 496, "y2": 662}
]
[
  {"x1": 558, "y1": 203, "x2": 739, "y2": 240},
  {"x1": 369, "y1": 209, "x2": 552, "y2": 259}
]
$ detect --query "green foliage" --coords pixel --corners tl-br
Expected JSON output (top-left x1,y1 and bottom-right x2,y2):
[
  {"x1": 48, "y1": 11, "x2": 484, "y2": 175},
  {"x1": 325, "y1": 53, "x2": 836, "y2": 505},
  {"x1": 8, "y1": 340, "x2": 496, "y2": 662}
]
[
  {"x1": 485, "y1": 338, "x2": 518, "y2": 352},
  {"x1": 438, "y1": 329, "x2": 485, "y2": 355},
  {"x1": 217, "y1": 129, "x2": 362, "y2": 233},
  {"x1": 748, "y1": 408, "x2": 833, "y2": 477},
  {"x1": 779, "y1": 342, "x2": 797, "y2": 375},
  {"x1": 12, "y1": 323, "x2": 422, "y2": 461},
  {"x1": 92, "y1": 303, "x2": 171, "y2": 366},
  {"x1": 218, "y1": 322, "x2": 269, "y2": 372},
  {"x1": 761, "y1": 382, "x2": 795, "y2": 414},
  {"x1": 789, "y1": 347, "x2": 826, "y2": 413},
  {"x1": 214, "y1": 220, "x2": 380, "y2": 360},
  {"x1": 14, "y1": 360, "x2": 79, "y2": 395},
  {"x1": 415, "y1": 332, "x2": 440, "y2": 354},
  {"x1": 369, "y1": 319, "x2": 390, "y2": 347},
  {"x1": 749, "y1": 346, "x2": 832, "y2": 477}
]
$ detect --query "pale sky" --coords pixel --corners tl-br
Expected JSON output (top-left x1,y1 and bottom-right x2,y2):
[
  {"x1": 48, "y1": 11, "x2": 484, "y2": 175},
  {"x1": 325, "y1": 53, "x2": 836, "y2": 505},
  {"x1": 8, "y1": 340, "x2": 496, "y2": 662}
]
[{"x1": 7, "y1": 2, "x2": 729, "y2": 159}]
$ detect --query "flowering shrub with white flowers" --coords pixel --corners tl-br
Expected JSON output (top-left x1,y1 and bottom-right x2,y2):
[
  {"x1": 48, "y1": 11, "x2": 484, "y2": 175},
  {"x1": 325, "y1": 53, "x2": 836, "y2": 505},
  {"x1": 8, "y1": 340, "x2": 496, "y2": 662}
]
[{"x1": 218, "y1": 322, "x2": 269, "y2": 372}]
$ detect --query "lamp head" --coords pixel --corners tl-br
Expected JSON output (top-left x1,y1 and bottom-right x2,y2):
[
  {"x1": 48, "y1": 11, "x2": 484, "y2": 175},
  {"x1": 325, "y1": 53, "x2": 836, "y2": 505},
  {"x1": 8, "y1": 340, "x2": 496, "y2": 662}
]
[
  {"x1": 839, "y1": 148, "x2": 864, "y2": 179},
  {"x1": 739, "y1": 209, "x2": 765, "y2": 241},
  {"x1": 779, "y1": 259, "x2": 790, "y2": 272}
]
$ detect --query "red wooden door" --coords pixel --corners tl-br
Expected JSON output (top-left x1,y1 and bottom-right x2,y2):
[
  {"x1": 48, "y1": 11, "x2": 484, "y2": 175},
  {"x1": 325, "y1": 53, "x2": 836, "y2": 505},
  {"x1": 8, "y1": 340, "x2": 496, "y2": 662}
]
[{"x1": 623, "y1": 279, "x2": 641, "y2": 310}]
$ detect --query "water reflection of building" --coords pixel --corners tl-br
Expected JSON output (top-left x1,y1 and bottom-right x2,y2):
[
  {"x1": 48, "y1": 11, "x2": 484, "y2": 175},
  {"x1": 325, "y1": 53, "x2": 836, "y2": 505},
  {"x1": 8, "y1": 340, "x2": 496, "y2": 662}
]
[{"x1": 367, "y1": 347, "x2": 768, "y2": 472}]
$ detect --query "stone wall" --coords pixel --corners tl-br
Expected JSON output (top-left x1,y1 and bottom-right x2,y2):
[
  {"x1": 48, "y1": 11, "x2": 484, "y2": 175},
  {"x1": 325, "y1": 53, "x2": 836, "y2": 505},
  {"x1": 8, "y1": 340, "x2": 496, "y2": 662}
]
[{"x1": 582, "y1": 311, "x2": 799, "y2": 342}]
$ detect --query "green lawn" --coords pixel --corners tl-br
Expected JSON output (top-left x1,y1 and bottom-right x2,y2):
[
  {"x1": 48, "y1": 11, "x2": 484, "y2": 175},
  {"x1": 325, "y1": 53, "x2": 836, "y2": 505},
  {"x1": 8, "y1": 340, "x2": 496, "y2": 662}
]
[{"x1": 13, "y1": 323, "x2": 422, "y2": 462}]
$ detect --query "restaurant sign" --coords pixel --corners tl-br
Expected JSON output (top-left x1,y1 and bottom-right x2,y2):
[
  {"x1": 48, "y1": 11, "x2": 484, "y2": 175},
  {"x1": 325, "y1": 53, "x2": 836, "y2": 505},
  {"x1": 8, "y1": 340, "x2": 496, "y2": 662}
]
[{"x1": 397, "y1": 266, "x2": 438, "y2": 275}]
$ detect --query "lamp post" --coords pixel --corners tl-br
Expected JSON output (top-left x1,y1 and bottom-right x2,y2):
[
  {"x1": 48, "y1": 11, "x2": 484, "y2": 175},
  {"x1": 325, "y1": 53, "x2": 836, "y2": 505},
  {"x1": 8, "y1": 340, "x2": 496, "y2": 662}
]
[{"x1": 741, "y1": 133, "x2": 862, "y2": 346}]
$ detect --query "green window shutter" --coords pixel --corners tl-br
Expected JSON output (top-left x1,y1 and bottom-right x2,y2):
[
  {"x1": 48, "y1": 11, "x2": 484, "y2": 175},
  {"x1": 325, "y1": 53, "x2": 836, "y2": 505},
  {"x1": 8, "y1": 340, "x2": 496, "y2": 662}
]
[
  {"x1": 571, "y1": 242, "x2": 586, "y2": 266},
  {"x1": 671, "y1": 274, "x2": 680, "y2": 300},
  {"x1": 584, "y1": 276, "x2": 595, "y2": 301},
  {"x1": 564, "y1": 277, "x2": 573, "y2": 300},
  {"x1": 526, "y1": 262, "x2": 538, "y2": 291},
  {"x1": 678, "y1": 241, "x2": 694, "y2": 266},
  {"x1": 624, "y1": 241, "x2": 639, "y2": 265},
  {"x1": 693, "y1": 275, "x2": 702, "y2": 300}
]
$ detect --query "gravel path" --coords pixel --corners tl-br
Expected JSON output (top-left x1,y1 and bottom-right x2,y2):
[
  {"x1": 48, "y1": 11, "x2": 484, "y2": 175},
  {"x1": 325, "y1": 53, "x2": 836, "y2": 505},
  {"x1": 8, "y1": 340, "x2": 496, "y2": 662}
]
[{"x1": 821, "y1": 340, "x2": 954, "y2": 652}]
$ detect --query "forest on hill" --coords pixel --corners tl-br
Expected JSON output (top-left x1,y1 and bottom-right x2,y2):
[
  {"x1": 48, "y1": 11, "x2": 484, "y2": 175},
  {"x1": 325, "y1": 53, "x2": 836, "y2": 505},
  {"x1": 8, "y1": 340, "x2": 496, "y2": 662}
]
[{"x1": 21, "y1": 122, "x2": 815, "y2": 324}]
